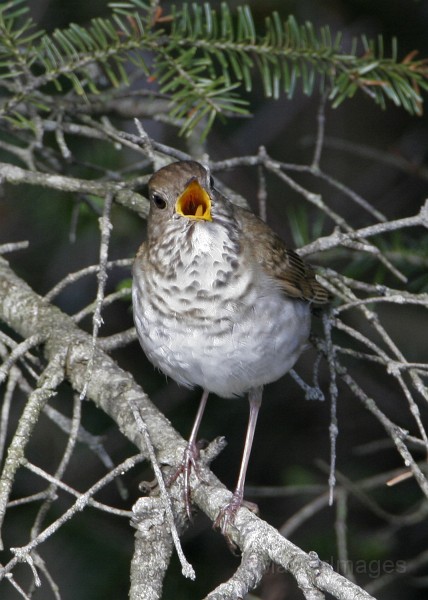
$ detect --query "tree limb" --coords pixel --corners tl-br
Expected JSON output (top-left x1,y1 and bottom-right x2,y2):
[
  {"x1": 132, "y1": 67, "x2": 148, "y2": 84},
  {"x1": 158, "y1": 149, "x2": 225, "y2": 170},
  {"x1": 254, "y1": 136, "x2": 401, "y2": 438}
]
[{"x1": 0, "y1": 256, "x2": 377, "y2": 598}]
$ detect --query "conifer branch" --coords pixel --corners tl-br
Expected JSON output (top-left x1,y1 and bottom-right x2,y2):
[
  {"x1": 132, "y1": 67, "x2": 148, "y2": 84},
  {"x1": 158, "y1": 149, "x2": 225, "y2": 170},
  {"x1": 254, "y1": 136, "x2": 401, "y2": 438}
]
[{"x1": 0, "y1": 1, "x2": 427, "y2": 137}]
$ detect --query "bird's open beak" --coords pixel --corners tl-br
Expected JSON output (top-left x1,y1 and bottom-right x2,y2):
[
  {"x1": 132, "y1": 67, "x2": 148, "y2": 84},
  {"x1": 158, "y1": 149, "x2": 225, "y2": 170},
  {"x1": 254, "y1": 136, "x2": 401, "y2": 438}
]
[{"x1": 175, "y1": 179, "x2": 212, "y2": 221}]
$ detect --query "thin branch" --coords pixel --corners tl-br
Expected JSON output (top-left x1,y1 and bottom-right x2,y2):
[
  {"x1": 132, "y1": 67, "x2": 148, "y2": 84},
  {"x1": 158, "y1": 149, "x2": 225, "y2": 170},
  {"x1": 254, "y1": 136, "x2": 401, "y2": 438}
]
[
  {"x1": 300, "y1": 199, "x2": 428, "y2": 256},
  {"x1": 128, "y1": 397, "x2": 196, "y2": 581},
  {"x1": 0, "y1": 368, "x2": 20, "y2": 464},
  {"x1": 23, "y1": 462, "x2": 131, "y2": 517},
  {"x1": 78, "y1": 190, "x2": 114, "y2": 404},
  {"x1": 0, "y1": 455, "x2": 145, "y2": 582},
  {"x1": 311, "y1": 92, "x2": 327, "y2": 170},
  {"x1": 45, "y1": 259, "x2": 132, "y2": 302},
  {"x1": 0, "y1": 351, "x2": 66, "y2": 549},
  {"x1": 29, "y1": 392, "x2": 83, "y2": 541},
  {"x1": 0, "y1": 241, "x2": 29, "y2": 255},
  {"x1": 0, "y1": 333, "x2": 45, "y2": 385},
  {"x1": 0, "y1": 162, "x2": 148, "y2": 218},
  {"x1": 323, "y1": 312, "x2": 338, "y2": 506}
]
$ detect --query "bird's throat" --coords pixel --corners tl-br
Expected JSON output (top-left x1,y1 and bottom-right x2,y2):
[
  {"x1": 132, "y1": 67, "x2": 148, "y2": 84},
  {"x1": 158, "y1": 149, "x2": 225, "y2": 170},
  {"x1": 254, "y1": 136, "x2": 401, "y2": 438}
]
[{"x1": 175, "y1": 180, "x2": 212, "y2": 221}]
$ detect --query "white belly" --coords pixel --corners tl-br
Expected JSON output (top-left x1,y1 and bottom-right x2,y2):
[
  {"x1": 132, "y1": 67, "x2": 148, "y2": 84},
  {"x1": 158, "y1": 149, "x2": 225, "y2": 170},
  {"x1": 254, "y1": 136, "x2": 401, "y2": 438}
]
[{"x1": 133, "y1": 263, "x2": 310, "y2": 398}]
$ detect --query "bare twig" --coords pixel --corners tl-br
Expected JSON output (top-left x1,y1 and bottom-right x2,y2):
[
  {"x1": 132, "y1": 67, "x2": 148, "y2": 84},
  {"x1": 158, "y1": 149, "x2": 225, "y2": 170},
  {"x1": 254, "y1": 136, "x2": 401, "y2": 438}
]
[
  {"x1": 0, "y1": 162, "x2": 149, "y2": 218},
  {"x1": 128, "y1": 397, "x2": 196, "y2": 581},
  {"x1": 0, "y1": 455, "x2": 145, "y2": 582},
  {"x1": 0, "y1": 350, "x2": 66, "y2": 549}
]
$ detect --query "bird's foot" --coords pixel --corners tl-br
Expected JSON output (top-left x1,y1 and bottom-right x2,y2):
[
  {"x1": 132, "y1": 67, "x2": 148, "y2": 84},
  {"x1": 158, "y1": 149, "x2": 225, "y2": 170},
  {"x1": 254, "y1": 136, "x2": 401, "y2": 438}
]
[
  {"x1": 214, "y1": 490, "x2": 259, "y2": 539},
  {"x1": 166, "y1": 440, "x2": 206, "y2": 520}
]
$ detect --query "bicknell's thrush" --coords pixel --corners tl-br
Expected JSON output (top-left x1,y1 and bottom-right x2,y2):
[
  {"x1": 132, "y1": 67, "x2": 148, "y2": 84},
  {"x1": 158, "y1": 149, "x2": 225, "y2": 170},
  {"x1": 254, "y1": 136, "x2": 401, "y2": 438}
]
[{"x1": 132, "y1": 160, "x2": 329, "y2": 533}]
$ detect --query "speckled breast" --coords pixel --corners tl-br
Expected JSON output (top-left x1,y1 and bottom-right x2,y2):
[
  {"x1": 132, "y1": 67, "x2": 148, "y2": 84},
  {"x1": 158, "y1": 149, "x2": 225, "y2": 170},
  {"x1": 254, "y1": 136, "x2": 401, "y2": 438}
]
[{"x1": 132, "y1": 220, "x2": 311, "y2": 398}]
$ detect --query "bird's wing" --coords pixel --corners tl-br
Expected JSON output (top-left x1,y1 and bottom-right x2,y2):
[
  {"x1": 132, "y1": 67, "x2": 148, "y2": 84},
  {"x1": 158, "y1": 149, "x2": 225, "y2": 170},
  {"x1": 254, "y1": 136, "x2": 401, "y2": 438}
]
[{"x1": 236, "y1": 206, "x2": 330, "y2": 305}]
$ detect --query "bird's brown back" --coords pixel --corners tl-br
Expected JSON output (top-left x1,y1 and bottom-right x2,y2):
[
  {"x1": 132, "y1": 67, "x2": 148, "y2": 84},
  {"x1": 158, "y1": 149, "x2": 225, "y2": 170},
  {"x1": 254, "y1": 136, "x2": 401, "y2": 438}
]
[{"x1": 235, "y1": 204, "x2": 329, "y2": 305}]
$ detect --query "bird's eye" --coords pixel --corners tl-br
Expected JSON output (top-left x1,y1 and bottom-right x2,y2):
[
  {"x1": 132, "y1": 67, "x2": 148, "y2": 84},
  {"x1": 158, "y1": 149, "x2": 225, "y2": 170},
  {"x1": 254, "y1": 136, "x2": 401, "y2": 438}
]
[
  {"x1": 209, "y1": 175, "x2": 215, "y2": 189},
  {"x1": 152, "y1": 193, "x2": 167, "y2": 209}
]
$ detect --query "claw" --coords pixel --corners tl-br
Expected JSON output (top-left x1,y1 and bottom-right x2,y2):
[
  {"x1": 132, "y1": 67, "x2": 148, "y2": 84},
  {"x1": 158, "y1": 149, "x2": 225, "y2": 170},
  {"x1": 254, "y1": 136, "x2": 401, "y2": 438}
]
[
  {"x1": 214, "y1": 491, "x2": 259, "y2": 552},
  {"x1": 167, "y1": 441, "x2": 202, "y2": 519},
  {"x1": 214, "y1": 489, "x2": 244, "y2": 535},
  {"x1": 164, "y1": 390, "x2": 210, "y2": 519}
]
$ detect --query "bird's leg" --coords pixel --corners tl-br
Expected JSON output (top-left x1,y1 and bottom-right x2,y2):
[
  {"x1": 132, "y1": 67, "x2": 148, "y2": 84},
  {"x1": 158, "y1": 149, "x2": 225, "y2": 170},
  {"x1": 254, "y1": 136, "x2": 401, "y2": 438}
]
[
  {"x1": 167, "y1": 389, "x2": 209, "y2": 519},
  {"x1": 215, "y1": 386, "x2": 262, "y2": 535}
]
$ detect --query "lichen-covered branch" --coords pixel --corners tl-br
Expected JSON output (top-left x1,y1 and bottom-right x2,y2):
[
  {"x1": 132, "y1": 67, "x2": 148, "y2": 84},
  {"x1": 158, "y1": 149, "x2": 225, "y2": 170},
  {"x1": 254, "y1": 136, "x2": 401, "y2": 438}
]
[{"x1": 0, "y1": 257, "x2": 375, "y2": 599}]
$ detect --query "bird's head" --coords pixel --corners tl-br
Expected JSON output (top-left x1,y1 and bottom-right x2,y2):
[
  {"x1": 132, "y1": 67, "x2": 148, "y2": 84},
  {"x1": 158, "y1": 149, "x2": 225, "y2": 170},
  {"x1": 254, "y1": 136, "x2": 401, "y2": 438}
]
[{"x1": 147, "y1": 161, "x2": 214, "y2": 236}]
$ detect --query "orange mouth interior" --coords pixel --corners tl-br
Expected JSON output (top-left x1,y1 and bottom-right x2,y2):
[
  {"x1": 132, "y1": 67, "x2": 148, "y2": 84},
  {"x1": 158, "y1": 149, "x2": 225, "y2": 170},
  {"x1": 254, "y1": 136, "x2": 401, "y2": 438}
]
[{"x1": 176, "y1": 179, "x2": 212, "y2": 221}]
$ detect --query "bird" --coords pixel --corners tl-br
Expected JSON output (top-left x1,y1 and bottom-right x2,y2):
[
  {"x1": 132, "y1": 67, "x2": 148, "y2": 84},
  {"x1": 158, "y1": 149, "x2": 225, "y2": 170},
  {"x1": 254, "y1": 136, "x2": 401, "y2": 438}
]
[{"x1": 132, "y1": 160, "x2": 329, "y2": 533}]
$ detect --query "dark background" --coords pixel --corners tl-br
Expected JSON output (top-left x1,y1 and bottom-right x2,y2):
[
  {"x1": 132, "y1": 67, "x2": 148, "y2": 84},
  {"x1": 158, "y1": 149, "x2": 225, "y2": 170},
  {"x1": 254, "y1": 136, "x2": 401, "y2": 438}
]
[{"x1": 1, "y1": 1, "x2": 428, "y2": 598}]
